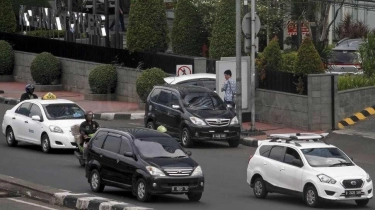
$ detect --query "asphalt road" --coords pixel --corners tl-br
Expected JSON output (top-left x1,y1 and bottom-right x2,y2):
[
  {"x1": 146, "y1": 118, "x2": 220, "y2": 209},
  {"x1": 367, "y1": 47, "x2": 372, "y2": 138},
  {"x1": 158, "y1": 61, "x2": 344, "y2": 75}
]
[
  {"x1": 0, "y1": 103, "x2": 374, "y2": 210},
  {"x1": 0, "y1": 193, "x2": 70, "y2": 210}
]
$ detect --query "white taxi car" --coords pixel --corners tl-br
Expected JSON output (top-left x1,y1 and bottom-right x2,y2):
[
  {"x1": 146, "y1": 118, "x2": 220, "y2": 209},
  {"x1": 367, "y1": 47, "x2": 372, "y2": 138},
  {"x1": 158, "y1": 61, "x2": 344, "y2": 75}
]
[
  {"x1": 2, "y1": 95, "x2": 86, "y2": 153},
  {"x1": 247, "y1": 133, "x2": 373, "y2": 207}
]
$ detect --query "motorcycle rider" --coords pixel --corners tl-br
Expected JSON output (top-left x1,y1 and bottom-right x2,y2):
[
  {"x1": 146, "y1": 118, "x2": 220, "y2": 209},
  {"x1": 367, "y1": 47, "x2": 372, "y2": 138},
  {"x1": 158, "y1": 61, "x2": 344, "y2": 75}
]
[
  {"x1": 80, "y1": 111, "x2": 100, "y2": 160},
  {"x1": 20, "y1": 84, "x2": 38, "y2": 102}
]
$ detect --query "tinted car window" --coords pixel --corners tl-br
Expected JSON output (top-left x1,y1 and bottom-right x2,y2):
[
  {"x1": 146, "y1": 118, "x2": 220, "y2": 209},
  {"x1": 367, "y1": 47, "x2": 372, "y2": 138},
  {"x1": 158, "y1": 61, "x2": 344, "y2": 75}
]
[
  {"x1": 201, "y1": 79, "x2": 216, "y2": 91},
  {"x1": 102, "y1": 135, "x2": 121, "y2": 153},
  {"x1": 269, "y1": 146, "x2": 285, "y2": 161},
  {"x1": 150, "y1": 88, "x2": 161, "y2": 102},
  {"x1": 329, "y1": 50, "x2": 360, "y2": 64},
  {"x1": 284, "y1": 147, "x2": 302, "y2": 165},
  {"x1": 120, "y1": 137, "x2": 132, "y2": 154},
  {"x1": 301, "y1": 148, "x2": 353, "y2": 167},
  {"x1": 183, "y1": 92, "x2": 226, "y2": 110},
  {"x1": 156, "y1": 90, "x2": 170, "y2": 106},
  {"x1": 259, "y1": 145, "x2": 272, "y2": 157},
  {"x1": 43, "y1": 103, "x2": 85, "y2": 120},
  {"x1": 179, "y1": 80, "x2": 198, "y2": 86},
  {"x1": 29, "y1": 104, "x2": 42, "y2": 118},
  {"x1": 170, "y1": 94, "x2": 179, "y2": 106},
  {"x1": 134, "y1": 137, "x2": 187, "y2": 158},
  {"x1": 92, "y1": 132, "x2": 107, "y2": 148},
  {"x1": 16, "y1": 102, "x2": 31, "y2": 116}
]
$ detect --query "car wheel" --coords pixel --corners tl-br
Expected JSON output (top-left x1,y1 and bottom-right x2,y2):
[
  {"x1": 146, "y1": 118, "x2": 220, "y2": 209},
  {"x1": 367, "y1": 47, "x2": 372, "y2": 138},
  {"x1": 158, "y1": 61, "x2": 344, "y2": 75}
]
[
  {"x1": 253, "y1": 177, "x2": 268, "y2": 199},
  {"x1": 6, "y1": 127, "x2": 18, "y2": 147},
  {"x1": 181, "y1": 127, "x2": 194, "y2": 148},
  {"x1": 355, "y1": 199, "x2": 369, "y2": 207},
  {"x1": 304, "y1": 185, "x2": 321, "y2": 208},
  {"x1": 136, "y1": 178, "x2": 151, "y2": 202},
  {"x1": 187, "y1": 192, "x2": 202, "y2": 201},
  {"x1": 228, "y1": 138, "x2": 240, "y2": 147},
  {"x1": 146, "y1": 121, "x2": 155, "y2": 129},
  {"x1": 41, "y1": 134, "x2": 51, "y2": 153},
  {"x1": 90, "y1": 169, "x2": 105, "y2": 192}
]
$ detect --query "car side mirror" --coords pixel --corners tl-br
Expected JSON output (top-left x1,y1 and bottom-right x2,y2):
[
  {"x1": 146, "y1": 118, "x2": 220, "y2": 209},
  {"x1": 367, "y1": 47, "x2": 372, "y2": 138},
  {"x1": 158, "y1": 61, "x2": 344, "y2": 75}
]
[
  {"x1": 172, "y1": 105, "x2": 181, "y2": 110},
  {"x1": 291, "y1": 159, "x2": 303, "y2": 167},
  {"x1": 186, "y1": 151, "x2": 192, "y2": 156},
  {"x1": 124, "y1": 152, "x2": 134, "y2": 158},
  {"x1": 31, "y1": 115, "x2": 41, "y2": 121}
]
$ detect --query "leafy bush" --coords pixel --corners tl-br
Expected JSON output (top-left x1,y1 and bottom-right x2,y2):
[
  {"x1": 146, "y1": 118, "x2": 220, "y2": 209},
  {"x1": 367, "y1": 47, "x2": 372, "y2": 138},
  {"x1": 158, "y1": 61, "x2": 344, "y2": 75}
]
[
  {"x1": 338, "y1": 74, "x2": 375, "y2": 91},
  {"x1": 127, "y1": 0, "x2": 169, "y2": 53},
  {"x1": 209, "y1": 0, "x2": 236, "y2": 59},
  {"x1": 262, "y1": 37, "x2": 282, "y2": 71},
  {"x1": 359, "y1": 32, "x2": 375, "y2": 77},
  {"x1": 172, "y1": 0, "x2": 205, "y2": 56},
  {"x1": 30, "y1": 52, "x2": 61, "y2": 85},
  {"x1": 294, "y1": 36, "x2": 325, "y2": 75},
  {"x1": 26, "y1": 30, "x2": 66, "y2": 38},
  {"x1": 0, "y1": 0, "x2": 17, "y2": 33},
  {"x1": 281, "y1": 52, "x2": 298, "y2": 72},
  {"x1": 0, "y1": 40, "x2": 15, "y2": 75},
  {"x1": 136, "y1": 68, "x2": 168, "y2": 102},
  {"x1": 88, "y1": 64, "x2": 117, "y2": 94}
]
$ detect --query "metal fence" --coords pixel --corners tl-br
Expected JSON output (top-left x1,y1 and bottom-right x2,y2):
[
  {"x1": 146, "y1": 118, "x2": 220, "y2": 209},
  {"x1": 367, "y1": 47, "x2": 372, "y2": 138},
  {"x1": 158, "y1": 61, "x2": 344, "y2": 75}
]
[
  {"x1": 258, "y1": 69, "x2": 308, "y2": 95},
  {"x1": 0, "y1": 32, "x2": 195, "y2": 74}
]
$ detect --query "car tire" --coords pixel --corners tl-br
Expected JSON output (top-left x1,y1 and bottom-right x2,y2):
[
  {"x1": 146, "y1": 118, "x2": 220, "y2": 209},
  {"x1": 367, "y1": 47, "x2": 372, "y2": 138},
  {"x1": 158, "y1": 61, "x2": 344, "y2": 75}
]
[
  {"x1": 181, "y1": 127, "x2": 194, "y2": 148},
  {"x1": 187, "y1": 192, "x2": 202, "y2": 201},
  {"x1": 6, "y1": 127, "x2": 18, "y2": 147},
  {"x1": 146, "y1": 121, "x2": 155, "y2": 130},
  {"x1": 41, "y1": 134, "x2": 51, "y2": 153},
  {"x1": 228, "y1": 138, "x2": 240, "y2": 147},
  {"x1": 136, "y1": 178, "x2": 151, "y2": 202},
  {"x1": 253, "y1": 177, "x2": 268, "y2": 199},
  {"x1": 304, "y1": 185, "x2": 321, "y2": 208},
  {"x1": 90, "y1": 169, "x2": 105, "y2": 192},
  {"x1": 355, "y1": 199, "x2": 369, "y2": 207}
]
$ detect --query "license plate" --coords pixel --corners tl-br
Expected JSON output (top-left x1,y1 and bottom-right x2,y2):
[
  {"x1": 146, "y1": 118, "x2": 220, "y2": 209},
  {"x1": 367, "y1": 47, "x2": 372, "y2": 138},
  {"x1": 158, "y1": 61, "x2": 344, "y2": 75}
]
[
  {"x1": 213, "y1": 134, "x2": 226, "y2": 139},
  {"x1": 345, "y1": 190, "x2": 362, "y2": 197},
  {"x1": 172, "y1": 186, "x2": 189, "y2": 192}
]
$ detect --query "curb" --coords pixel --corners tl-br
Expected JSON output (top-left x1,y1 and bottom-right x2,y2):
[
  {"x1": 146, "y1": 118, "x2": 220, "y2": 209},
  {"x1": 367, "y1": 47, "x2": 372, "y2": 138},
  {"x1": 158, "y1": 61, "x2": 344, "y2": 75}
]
[
  {"x1": 240, "y1": 137, "x2": 259, "y2": 147},
  {"x1": 338, "y1": 106, "x2": 375, "y2": 129},
  {"x1": 0, "y1": 174, "x2": 153, "y2": 210}
]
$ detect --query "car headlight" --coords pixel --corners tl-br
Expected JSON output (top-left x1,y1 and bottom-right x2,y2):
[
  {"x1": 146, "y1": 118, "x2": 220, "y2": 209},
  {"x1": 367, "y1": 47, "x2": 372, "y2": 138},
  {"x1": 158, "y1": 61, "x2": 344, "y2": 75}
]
[
  {"x1": 317, "y1": 174, "x2": 336, "y2": 184},
  {"x1": 230, "y1": 116, "x2": 239, "y2": 125},
  {"x1": 366, "y1": 173, "x2": 372, "y2": 182},
  {"x1": 190, "y1": 117, "x2": 206, "y2": 126},
  {"x1": 49, "y1": 125, "x2": 63, "y2": 133},
  {"x1": 146, "y1": 166, "x2": 165, "y2": 177},
  {"x1": 191, "y1": 166, "x2": 203, "y2": 176}
]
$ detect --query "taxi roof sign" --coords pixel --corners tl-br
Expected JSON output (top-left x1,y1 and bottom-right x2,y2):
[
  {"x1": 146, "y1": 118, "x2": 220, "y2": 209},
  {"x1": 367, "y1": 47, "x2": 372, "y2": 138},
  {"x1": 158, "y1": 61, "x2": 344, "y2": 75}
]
[{"x1": 42, "y1": 92, "x2": 57, "y2": 100}]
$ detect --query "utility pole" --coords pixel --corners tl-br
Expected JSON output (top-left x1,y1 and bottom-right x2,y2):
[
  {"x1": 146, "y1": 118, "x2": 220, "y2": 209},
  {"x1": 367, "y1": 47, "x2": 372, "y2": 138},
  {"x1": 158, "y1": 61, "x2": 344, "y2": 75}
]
[
  {"x1": 105, "y1": 0, "x2": 109, "y2": 47},
  {"x1": 250, "y1": 0, "x2": 256, "y2": 131},
  {"x1": 236, "y1": 0, "x2": 243, "y2": 131}
]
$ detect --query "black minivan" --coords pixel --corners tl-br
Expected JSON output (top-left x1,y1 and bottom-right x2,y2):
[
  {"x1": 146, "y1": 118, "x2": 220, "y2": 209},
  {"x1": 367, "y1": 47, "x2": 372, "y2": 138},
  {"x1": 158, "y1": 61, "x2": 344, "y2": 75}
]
[
  {"x1": 85, "y1": 127, "x2": 204, "y2": 202},
  {"x1": 144, "y1": 85, "x2": 241, "y2": 148}
]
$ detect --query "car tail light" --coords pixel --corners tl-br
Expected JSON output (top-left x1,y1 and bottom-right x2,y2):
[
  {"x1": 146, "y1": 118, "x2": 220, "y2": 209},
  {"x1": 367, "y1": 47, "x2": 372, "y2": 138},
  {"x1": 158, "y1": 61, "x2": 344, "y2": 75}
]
[{"x1": 248, "y1": 155, "x2": 253, "y2": 162}]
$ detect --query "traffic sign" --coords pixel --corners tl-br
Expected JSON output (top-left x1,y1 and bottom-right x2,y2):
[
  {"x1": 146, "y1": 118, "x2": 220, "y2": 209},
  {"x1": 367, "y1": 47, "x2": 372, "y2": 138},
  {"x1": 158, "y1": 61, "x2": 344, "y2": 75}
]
[
  {"x1": 242, "y1": 12, "x2": 261, "y2": 35},
  {"x1": 176, "y1": 65, "x2": 192, "y2": 76}
]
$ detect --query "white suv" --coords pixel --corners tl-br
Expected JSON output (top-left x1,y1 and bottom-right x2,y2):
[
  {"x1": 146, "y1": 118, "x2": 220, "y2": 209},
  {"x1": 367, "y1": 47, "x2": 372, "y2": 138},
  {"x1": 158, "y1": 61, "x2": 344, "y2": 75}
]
[{"x1": 246, "y1": 133, "x2": 373, "y2": 207}]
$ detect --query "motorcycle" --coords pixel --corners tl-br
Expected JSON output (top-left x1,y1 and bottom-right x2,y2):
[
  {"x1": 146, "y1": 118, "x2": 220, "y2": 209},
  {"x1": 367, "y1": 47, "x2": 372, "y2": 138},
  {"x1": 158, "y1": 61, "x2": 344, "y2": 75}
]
[{"x1": 71, "y1": 124, "x2": 94, "y2": 167}]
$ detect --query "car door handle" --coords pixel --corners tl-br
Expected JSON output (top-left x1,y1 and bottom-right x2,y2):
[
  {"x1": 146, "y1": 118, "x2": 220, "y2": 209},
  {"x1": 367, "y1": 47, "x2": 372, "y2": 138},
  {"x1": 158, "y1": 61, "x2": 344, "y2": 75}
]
[
  {"x1": 280, "y1": 168, "x2": 285, "y2": 171},
  {"x1": 24, "y1": 121, "x2": 28, "y2": 123},
  {"x1": 263, "y1": 162, "x2": 267, "y2": 166},
  {"x1": 12, "y1": 117, "x2": 15, "y2": 120},
  {"x1": 99, "y1": 154, "x2": 103, "y2": 158}
]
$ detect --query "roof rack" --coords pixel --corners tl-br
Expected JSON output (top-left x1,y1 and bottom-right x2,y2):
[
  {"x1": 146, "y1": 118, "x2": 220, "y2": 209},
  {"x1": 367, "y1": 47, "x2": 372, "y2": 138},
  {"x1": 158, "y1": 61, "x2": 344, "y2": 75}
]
[{"x1": 268, "y1": 133, "x2": 330, "y2": 146}]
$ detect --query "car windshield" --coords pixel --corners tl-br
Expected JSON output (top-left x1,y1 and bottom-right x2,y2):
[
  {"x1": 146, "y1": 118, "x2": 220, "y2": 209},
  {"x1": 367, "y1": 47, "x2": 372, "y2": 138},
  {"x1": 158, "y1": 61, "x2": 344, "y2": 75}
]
[
  {"x1": 134, "y1": 138, "x2": 187, "y2": 158},
  {"x1": 301, "y1": 148, "x2": 354, "y2": 167},
  {"x1": 183, "y1": 93, "x2": 226, "y2": 110},
  {"x1": 329, "y1": 50, "x2": 361, "y2": 64},
  {"x1": 43, "y1": 103, "x2": 85, "y2": 120}
]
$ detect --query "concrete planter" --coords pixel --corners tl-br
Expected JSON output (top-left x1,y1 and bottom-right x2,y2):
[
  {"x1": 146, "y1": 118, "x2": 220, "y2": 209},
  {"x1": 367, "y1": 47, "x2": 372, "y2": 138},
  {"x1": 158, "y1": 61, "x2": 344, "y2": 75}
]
[
  {"x1": 34, "y1": 84, "x2": 63, "y2": 92},
  {"x1": 84, "y1": 93, "x2": 117, "y2": 101},
  {"x1": 0, "y1": 75, "x2": 14, "y2": 82}
]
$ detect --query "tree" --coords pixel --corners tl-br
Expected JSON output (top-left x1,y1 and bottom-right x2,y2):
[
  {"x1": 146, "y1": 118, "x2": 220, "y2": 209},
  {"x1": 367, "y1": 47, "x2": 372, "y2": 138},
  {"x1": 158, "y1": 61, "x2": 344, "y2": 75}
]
[
  {"x1": 127, "y1": 0, "x2": 169, "y2": 53},
  {"x1": 334, "y1": 14, "x2": 370, "y2": 40},
  {"x1": 262, "y1": 37, "x2": 282, "y2": 71},
  {"x1": 294, "y1": 36, "x2": 325, "y2": 75},
  {"x1": 359, "y1": 32, "x2": 375, "y2": 77},
  {"x1": 209, "y1": 0, "x2": 236, "y2": 59},
  {"x1": 0, "y1": 0, "x2": 17, "y2": 33},
  {"x1": 172, "y1": 0, "x2": 205, "y2": 56}
]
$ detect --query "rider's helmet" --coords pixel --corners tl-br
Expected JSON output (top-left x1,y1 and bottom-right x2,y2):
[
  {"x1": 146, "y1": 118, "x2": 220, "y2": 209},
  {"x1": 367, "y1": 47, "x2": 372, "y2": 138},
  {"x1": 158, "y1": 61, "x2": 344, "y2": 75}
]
[
  {"x1": 157, "y1": 125, "x2": 167, "y2": 133},
  {"x1": 25, "y1": 84, "x2": 35, "y2": 94},
  {"x1": 85, "y1": 111, "x2": 94, "y2": 121}
]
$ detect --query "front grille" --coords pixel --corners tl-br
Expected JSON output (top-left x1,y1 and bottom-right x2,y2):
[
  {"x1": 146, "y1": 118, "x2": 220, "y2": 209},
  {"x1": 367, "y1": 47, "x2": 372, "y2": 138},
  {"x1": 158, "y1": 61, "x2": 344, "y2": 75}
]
[
  {"x1": 342, "y1": 179, "x2": 364, "y2": 189},
  {"x1": 205, "y1": 119, "x2": 230, "y2": 127},
  {"x1": 164, "y1": 168, "x2": 193, "y2": 176},
  {"x1": 162, "y1": 182, "x2": 198, "y2": 187}
]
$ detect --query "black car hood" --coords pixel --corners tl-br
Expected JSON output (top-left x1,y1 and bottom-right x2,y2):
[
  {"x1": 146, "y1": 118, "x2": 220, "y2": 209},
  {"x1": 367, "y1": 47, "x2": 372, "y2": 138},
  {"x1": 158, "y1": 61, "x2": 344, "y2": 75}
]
[
  {"x1": 146, "y1": 157, "x2": 197, "y2": 169},
  {"x1": 187, "y1": 108, "x2": 233, "y2": 119}
]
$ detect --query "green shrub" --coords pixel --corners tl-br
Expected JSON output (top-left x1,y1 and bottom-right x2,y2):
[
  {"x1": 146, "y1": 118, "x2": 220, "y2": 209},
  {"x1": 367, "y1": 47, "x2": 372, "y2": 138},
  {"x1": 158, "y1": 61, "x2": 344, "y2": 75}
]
[
  {"x1": 172, "y1": 0, "x2": 205, "y2": 56},
  {"x1": 26, "y1": 30, "x2": 66, "y2": 38},
  {"x1": 281, "y1": 52, "x2": 298, "y2": 72},
  {"x1": 88, "y1": 64, "x2": 117, "y2": 94},
  {"x1": 338, "y1": 74, "x2": 375, "y2": 91},
  {"x1": 359, "y1": 33, "x2": 375, "y2": 77},
  {"x1": 30, "y1": 52, "x2": 61, "y2": 85},
  {"x1": 136, "y1": 68, "x2": 168, "y2": 102},
  {"x1": 0, "y1": 40, "x2": 15, "y2": 75},
  {"x1": 127, "y1": 0, "x2": 169, "y2": 53},
  {"x1": 294, "y1": 36, "x2": 325, "y2": 75},
  {"x1": 0, "y1": 0, "x2": 17, "y2": 33},
  {"x1": 262, "y1": 37, "x2": 282, "y2": 71},
  {"x1": 209, "y1": 0, "x2": 236, "y2": 59}
]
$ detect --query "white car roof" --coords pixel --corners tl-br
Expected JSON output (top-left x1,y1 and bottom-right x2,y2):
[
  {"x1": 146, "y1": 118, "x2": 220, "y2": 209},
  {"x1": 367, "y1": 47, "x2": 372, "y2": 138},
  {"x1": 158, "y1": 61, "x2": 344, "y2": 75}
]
[
  {"x1": 258, "y1": 133, "x2": 336, "y2": 149},
  {"x1": 259, "y1": 141, "x2": 337, "y2": 149},
  {"x1": 164, "y1": 73, "x2": 216, "y2": 84},
  {"x1": 22, "y1": 98, "x2": 76, "y2": 105}
]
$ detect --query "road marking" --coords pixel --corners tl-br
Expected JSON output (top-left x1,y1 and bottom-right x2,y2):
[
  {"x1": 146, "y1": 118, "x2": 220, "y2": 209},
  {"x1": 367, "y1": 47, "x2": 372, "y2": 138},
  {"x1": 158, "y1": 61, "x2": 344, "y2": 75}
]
[{"x1": 7, "y1": 198, "x2": 59, "y2": 210}]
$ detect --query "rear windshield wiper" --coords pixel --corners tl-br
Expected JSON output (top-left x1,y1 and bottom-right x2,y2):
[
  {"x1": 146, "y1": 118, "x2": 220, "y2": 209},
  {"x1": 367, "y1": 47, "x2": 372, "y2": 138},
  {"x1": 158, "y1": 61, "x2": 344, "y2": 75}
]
[{"x1": 329, "y1": 162, "x2": 353, "y2": 167}]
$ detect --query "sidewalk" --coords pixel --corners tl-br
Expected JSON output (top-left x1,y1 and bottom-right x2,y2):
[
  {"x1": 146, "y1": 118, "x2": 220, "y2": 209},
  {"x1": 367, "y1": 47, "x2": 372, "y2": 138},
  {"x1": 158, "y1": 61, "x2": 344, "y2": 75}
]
[{"x1": 0, "y1": 82, "x2": 144, "y2": 120}]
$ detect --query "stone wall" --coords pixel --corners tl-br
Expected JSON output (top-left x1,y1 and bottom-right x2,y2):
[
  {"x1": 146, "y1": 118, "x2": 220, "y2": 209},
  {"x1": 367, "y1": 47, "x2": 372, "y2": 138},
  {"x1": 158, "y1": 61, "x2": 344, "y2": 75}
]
[
  {"x1": 338, "y1": 86, "x2": 375, "y2": 121},
  {"x1": 13, "y1": 51, "x2": 142, "y2": 103}
]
